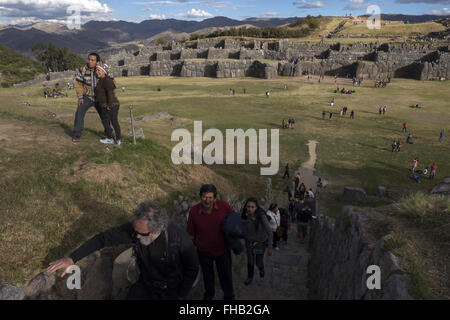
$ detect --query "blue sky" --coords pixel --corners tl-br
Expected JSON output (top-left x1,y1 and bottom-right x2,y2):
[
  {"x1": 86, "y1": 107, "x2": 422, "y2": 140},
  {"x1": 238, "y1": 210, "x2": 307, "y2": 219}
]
[{"x1": 0, "y1": 0, "x2": 449, "y2": 25}]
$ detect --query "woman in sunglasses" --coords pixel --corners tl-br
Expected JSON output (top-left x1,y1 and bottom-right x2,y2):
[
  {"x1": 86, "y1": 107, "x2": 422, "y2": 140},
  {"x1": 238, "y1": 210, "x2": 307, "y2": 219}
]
[{"x1": 241, "y1": 197, "x2": 273, "y2": 286}]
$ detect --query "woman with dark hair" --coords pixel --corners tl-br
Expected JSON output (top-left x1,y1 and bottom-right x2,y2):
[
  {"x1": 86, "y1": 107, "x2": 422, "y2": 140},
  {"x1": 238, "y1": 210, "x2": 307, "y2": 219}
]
[{"x1": 241, "y1": 198, "x2": 273, "y2": 285}]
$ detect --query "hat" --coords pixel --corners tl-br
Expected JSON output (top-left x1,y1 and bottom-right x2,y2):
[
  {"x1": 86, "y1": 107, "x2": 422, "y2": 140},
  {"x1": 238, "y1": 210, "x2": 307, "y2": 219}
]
[{"x1": 96, "y1": 63, "x2": 110, "y2": 75}]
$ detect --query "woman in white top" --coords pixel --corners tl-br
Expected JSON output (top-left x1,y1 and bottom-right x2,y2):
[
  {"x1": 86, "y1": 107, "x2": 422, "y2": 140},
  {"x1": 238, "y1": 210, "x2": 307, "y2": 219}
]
[{"x1": 266, "y1": 203, "x2": 281, "y2": 250}]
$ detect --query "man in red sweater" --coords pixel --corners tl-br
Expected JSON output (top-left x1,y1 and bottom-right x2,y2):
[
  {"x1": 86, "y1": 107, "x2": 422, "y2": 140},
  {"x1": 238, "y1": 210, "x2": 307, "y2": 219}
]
[{"x1": 187, "y1": 184, "x2": 234, "y2": 300}]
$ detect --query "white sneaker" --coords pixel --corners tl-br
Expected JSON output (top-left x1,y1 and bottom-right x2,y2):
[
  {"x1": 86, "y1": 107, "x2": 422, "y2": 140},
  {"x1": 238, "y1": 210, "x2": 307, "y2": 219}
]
[
  {"x1": 100, "y1": 138, "x2": 114, "y2": 144},
  {"x1": 274, "y1": 247, "x2": 279, "y2": 250}
]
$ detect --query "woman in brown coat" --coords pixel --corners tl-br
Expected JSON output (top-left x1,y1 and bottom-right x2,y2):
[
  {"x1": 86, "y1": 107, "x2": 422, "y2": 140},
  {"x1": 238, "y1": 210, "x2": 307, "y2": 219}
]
[{"x1": 95, "y1": 63, "x2": 121, "y2": 145}]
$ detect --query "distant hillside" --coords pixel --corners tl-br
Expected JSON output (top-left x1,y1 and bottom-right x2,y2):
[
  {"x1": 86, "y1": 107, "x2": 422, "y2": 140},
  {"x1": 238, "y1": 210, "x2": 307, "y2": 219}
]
[
  {"x1": 0, "y1": 45, "x2": 45, "y2": 87},
  {"x1": 0, "y1": 16, "x2": 298, "y2": 56}
]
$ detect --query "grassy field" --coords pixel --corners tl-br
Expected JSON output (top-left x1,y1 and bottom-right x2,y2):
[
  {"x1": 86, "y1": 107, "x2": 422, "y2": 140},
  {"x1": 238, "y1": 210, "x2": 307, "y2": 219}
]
[
  {"x1": 0, "y1": 75, "x2": 449, "y2": 296},
  {"x1": 336, "y1": 20, "x2": 446, "y2": 38},
  {"x1": 0, "y1": 45, "x2": 46, "y2": 88}
]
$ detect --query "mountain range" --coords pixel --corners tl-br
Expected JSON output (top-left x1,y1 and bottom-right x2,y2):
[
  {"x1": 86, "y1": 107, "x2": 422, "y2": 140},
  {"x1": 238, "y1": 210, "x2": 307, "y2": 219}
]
[
  {"x1": 0, "y1": 16, "x2": 299, "y2": 57},
  {"x1": 0, "y1": 14, "x2": 447, "y2": 58}
]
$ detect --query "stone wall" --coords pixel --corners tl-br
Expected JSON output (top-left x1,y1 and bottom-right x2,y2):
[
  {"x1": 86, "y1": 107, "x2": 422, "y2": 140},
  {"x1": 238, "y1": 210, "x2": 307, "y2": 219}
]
[
  {"x1": 308, "y1": 206, "x2": 414, "y2": 300},
  {"x1": 17, "y1": 39, "x2": 449, "y2": 85},
  {"x1": 13, "y1": 71, "x2": 76, "y2": 88}
]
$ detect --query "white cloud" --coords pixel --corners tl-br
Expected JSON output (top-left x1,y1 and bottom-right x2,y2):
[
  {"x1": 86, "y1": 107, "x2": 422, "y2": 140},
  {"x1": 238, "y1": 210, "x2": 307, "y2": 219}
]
[
  {"x1": 177, "y1": 8, "x2": 212, "y2": 19},
  {"x1": 344, "y1": 0, "x2": 368, "y2": 10},
  {"x1": 149, "y1": 13, "x2": 166, "y2": 19},
  {"x1": 132, "y1": 1, "x2": 182, "y2": 5},
  {"x1": 0, "y1": 0, "x2": 114, "y2": 25},
  {"x1": 260, "y1": 12, "x2": 278, "y2": 18},
  {"x1": 430, "y1": 7, "x2": 450, "y2": 15},
  {"x1": 294, "y1": 0, "x2": 327, "y2": 9}
]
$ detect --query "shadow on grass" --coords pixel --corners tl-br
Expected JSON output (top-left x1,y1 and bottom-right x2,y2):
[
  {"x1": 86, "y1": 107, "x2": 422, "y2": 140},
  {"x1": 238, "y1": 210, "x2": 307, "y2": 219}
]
[
  {"x1": 42, "y1": 189, "x2": 129, "y2": 266},
  {"x1": 58, "y1": 122, "x2": 104, "y2": 139}
]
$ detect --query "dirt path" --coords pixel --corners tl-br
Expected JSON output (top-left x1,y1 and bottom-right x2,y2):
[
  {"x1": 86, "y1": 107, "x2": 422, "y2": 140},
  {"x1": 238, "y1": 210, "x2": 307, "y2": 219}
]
[
  {"x1": 233, "y1": 226, "x2": 309, "y2": 300},
  {"x1": 296, "y1": 140, "x2": 320, "y2": 192}
]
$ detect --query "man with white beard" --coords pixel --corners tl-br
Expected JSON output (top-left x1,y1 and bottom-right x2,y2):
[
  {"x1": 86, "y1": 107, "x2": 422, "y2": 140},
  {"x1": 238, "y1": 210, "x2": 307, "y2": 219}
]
[{"x1": 48, "y1": 202, "x2": 199, "y2": 300}]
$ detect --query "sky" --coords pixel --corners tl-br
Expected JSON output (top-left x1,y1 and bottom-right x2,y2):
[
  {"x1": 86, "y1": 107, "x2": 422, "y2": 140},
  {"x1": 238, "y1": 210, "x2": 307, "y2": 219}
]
[{"x1": 0, "y1": 0, "x2": 449, "y2": 26}]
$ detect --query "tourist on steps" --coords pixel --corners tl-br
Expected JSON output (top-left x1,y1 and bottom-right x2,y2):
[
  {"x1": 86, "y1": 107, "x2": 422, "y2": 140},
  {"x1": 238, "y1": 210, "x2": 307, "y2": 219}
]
[
  {"x1": 187, "y1": 184, "x2": 235, "y2": 300},
  {"x1": 266, "y1": 203, "x2": 281, "y2": 251},
  {"x1": 47, "y1": 201, "x2": 199, "y2": 300},
  {"x1": 241, "y1": 198, "x2": 273, "y2": 286}
]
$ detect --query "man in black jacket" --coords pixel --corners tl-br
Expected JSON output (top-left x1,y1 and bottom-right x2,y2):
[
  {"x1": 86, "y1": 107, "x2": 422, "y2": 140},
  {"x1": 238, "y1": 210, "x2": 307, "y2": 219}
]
[{"x1": 48, "y1": 201, "x2": 199, "y2": 300}]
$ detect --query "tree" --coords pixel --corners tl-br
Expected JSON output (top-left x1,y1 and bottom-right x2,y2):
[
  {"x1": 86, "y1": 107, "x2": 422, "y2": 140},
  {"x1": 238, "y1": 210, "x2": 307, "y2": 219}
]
[
  {"x1": 155, "y1": 37, "x2": 168, "y2": 46},
  {"x1": 32, "y1": 42, "x2": 85, "y2": 72}
]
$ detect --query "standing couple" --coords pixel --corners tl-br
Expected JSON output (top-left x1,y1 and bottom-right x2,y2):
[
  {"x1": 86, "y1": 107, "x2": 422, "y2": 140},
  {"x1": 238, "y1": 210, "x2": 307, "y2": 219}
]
[{"x1": 72, "y1": 52, "x2": 121, "y2": 145}]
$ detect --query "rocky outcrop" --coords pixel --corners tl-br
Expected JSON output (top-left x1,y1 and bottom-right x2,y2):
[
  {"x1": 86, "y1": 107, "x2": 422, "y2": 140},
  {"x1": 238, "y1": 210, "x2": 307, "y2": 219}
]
[
  {"x1": 13, "y1": 71, "x2": 75, "y2": 88},
  {"x1": 342, "y1": 187, "x2": 367, "y2": 202},
  {"x1": 430, "y1": 177, "x2": 450, "y2": 197},
  {"x1": 109, "y1": 39, "x2": 449, "y2": 81},
  {"x1": 308, "y1": 206, "x2": 414, "y2": 300}
]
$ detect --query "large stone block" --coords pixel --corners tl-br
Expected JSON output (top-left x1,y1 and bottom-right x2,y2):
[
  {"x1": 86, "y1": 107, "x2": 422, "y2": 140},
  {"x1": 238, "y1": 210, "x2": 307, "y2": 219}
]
[{"x1": 342, "y1": 187, "x2": 367, "y2": 202}]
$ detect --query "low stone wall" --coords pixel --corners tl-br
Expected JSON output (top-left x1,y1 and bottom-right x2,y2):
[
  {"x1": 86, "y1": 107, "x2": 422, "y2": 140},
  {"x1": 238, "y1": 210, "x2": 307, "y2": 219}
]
[
  {"x1": 13, "y1": 71, "x2": 76, "y2": 88},
  {"x1": 308, "y1": 206, "x2": 414, "y2": 300}
]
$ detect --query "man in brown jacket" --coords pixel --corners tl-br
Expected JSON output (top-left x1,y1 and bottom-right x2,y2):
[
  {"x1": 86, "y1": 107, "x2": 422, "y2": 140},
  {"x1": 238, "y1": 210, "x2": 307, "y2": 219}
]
[{"x1": 72, "y1": 52, "x2": 104, "y2": 143}]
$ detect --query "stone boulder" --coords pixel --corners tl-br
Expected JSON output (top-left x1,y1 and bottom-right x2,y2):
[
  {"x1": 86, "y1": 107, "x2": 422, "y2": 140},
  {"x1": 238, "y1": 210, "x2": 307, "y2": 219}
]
[
  {"x1": 377, "y1": 186, "x2": 387, "y2": 198},
  {"x1": 342, "y1": 187, "x2": 367, "y2": 202},
  {"x1": 0, "y1": 285, "x2": 25, "y2": 300},
  {"x1": 430, "y1": 177, "x2": 450, "y2": 196}
]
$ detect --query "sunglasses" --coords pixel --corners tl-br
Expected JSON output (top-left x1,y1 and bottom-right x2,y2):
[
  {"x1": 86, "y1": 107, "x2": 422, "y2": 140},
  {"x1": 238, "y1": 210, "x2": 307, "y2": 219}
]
[{"x1": 134, "y1": 231, "x2": 151, "y2": 237}]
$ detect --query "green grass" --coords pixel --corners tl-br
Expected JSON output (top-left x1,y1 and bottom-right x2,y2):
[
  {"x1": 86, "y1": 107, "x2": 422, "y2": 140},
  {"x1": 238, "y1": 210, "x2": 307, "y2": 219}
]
[
  {"x1": 0, "y1": 75, "x2": 449, "y2": 295},
  {"x1": 0, "y1": 45, "x2": 46, "y2": 87}
]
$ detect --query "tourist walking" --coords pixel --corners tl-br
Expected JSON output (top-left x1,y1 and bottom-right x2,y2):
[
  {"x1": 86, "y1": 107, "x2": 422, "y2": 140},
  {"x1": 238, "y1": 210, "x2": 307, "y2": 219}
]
[
  {"x1": 279, "y1": 207, "x2": 290, "y2": 245},
  {"x1": 241, "y1": 198, "x2": 273, "y2": 286},
  {"x1": 402, "y1": 122, "x2": 407, "y2": 132},
  {"x1": 48, "y1": 201, "x2": 200, "y2": 300},
  {"x1": 350, "y1": 110, "x2": 354, "y2": 119},
  {"x1": 266, "y1": 204, "x2": 281, "y2": 250},
  {"x1": 412, "y1": 158, "x2": 418, "y2": 173},
  {"x1": 439, "y1": 129, "x2": 445, "y2": 142},
  {"x1": 187, "y1": 184, "x2": 235, "y2": 300},
  {"x1": 430, "y1": 163, "x2": 437, "y2": 179},
  {"x1": 283, "y1": 163, "x2": 290, "y2": 179}
]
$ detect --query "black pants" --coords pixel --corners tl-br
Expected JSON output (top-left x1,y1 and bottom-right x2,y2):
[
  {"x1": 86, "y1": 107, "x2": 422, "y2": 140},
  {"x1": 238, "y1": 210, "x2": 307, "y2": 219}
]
[
  {"x1": 73, "y1": 95, "x2": 103, "y2": 140},
  {"x1": 198, "y1": 250, "x2": 234, "y2": 300},
  {"x1": 283, "y1": 171, "x2": 290, "y2": 178},
  {"x1": 273, "y1": 232, "x2": 280, "y2": 248},
  {"x1": 281, "y1": 228, "x2": 288, "y2": 242},
  {"x1": 100, "y1": 105, "x2": 121, "y2": 140},
  {"x1": 126, "y1": 280, "x2": 179, "y2": 300},
  {"x1": 245, "y1": 240, "x2": 266, "y2": 278}
]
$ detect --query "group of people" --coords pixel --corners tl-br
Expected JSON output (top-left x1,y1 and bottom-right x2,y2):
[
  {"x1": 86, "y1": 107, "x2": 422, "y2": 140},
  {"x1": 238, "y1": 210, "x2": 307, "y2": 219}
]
[
  {"x1": 43, "y1": 87, "x2": 66, "y2": 99},
  {"x1": 352, "y1": 77, "x2": 363, "y2": 86},
  {"x1": 411, "y1": 159, "x2": 438, "y2": 183},
  {"x1": 72, "y1": 52, "x2": 122, "y2": 145},
  {"x1": 281, "y1": 118, "x2": 295, "y2": 129},
  {"x1": 322, "y1": 109, "x2": 354, "y2": 120},
  {"x1": 338, "y1": 87, "x2": 356, "y2": 95},
  {"x1": 374, "y1": 79, "x2": 390, "y2": 88},
  {"x1": 47, "y1": 184, "x2": 317, "y2": 300},
  {"x1": 378, "y1": 105, "x2": 387, "y2": 115}
]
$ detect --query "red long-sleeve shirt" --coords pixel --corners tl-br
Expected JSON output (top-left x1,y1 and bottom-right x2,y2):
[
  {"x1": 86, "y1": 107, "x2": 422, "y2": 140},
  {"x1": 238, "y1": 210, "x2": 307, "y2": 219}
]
[{"x1": 187, "y1": 200, "x2": 233, "y2": 257}]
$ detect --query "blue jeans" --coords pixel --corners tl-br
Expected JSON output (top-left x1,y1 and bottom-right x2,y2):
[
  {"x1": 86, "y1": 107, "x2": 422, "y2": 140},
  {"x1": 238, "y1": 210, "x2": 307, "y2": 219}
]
[{"x1": 245, "y1": 240, "x2": 267, "y2": 278}]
